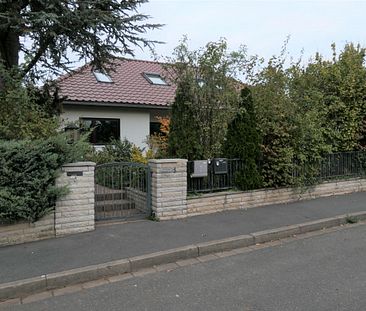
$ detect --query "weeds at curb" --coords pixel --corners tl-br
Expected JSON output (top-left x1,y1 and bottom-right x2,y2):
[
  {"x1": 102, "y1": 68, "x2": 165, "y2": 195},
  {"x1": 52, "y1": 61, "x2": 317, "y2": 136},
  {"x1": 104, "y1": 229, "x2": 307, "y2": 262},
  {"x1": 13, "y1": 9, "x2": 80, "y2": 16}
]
[
  {"x1": 345, "y1": 215, "x2": 359, "y2": 224},
  {"x1": 147, "y1": 213, "x2": 160, "y2": 222}
]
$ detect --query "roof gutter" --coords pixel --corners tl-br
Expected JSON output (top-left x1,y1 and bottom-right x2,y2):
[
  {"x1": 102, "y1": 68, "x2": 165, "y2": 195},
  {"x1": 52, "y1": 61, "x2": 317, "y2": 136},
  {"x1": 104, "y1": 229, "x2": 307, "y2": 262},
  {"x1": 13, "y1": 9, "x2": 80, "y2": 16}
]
[{"x1": 62, "y1": 100, "x2": 171, "y2": 110}]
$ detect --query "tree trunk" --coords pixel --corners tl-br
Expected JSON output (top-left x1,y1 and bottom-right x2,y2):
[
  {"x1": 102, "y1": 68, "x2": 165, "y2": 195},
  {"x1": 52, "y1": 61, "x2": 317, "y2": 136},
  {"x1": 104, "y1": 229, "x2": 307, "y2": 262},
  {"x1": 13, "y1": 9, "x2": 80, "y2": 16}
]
[
  {"x1": 0, "y1": 30, "x2": 20, "y2": 69},
  {"x1": 0, "y1": 29, "x2": 20, "y2": 91}
]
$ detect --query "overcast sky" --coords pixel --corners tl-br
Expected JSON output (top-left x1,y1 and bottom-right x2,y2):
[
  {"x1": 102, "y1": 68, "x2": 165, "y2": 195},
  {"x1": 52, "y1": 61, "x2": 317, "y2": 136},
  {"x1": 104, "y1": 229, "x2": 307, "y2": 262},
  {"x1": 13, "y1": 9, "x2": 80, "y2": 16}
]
[{"x1": 133, "y1": 0, "x2": 366, "y2": 63}]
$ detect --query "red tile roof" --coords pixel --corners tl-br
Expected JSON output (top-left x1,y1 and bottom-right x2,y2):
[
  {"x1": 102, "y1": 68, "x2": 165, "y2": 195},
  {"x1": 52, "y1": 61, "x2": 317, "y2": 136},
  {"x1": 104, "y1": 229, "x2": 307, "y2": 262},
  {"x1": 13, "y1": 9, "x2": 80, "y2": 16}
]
[{"x1": 57, "y1": 58, "x2": 176, "y2": 107}]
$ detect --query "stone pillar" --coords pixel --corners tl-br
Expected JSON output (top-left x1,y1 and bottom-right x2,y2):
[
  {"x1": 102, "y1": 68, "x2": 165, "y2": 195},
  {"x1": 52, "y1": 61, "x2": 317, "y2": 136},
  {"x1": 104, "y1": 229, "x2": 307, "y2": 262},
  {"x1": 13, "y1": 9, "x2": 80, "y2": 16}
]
[
  {"x1": 148, "y1": 159, "x2": 188, "y2": 220},
  {"x1": 55, "y1": 162, "x2": 96, "y2": 236}
]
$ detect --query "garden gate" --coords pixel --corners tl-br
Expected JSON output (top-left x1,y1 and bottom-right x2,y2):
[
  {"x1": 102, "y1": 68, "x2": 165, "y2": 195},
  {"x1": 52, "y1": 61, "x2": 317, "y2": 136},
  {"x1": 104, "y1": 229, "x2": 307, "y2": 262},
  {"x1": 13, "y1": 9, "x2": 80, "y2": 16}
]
[{"x1": 94, "y1": 162, "x2": 151, "y2": 221}]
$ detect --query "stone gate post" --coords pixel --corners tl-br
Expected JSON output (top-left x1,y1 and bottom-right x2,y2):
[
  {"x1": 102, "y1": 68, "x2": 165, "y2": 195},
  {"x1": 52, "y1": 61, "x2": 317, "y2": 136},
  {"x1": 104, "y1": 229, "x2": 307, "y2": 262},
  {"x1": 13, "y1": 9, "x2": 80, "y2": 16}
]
[
  {"x1": 55, "y1": 162, "x2": 96, "y2": 236},
  {"x1": 148, "y1": 159, "x2": 188, "y2": 220}
]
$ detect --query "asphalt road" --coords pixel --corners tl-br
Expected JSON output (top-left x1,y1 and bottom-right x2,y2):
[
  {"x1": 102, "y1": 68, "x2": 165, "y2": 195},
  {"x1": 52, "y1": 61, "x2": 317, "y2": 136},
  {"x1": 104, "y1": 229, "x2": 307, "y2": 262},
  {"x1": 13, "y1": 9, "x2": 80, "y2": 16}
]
[
  {"x1": 5, "y1": 224, "x2": 366, "y2": 311},
  {"x1": 2, "y1": 191, "x2": 366, "y2": 284}
]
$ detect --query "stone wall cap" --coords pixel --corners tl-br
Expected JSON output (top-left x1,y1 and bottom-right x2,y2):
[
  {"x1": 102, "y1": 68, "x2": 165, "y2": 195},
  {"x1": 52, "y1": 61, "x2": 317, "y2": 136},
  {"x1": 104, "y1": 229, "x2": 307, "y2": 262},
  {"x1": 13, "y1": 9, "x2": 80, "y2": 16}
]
[
  {"x1": 148, "y1": 159, "x2": 188, "y2": 164},
  {"x1": 62, "y1": 161, "x2": 96, "y2": 167}
]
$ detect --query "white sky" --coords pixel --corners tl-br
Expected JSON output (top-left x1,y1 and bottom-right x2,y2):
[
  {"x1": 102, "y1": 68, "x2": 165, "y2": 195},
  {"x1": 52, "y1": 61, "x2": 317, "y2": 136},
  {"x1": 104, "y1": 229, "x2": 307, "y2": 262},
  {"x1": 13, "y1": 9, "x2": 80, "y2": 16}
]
[{"x1": 133, "y1": 0, "x2": 366, "y2": 63}]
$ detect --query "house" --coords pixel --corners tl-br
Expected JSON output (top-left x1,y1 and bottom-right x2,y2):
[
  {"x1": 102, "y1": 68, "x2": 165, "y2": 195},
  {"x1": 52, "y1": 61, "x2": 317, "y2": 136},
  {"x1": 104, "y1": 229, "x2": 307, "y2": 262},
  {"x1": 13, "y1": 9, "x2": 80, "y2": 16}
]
[{"x1": 58, "y1": 58, "x2": 176, "y2": 148}]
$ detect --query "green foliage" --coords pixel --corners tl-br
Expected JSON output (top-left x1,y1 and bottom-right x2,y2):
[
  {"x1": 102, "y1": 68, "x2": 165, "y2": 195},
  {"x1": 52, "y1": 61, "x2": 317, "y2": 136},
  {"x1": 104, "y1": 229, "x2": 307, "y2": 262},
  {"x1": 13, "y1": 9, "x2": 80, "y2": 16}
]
[
  {"x1": 168, "y1": 38, "x2": 242, "y2": 160},
  {"x1": 241, "y1": 42, "x2": 366, "y2": 187},
  {"x1": 0, "y1": 67, "x2": 60, "y2": 140},
  {"x1": 300, "y1": 44, "x2": 366, "y2": 151},
  {"x1": 169, "y1": 40, "x2": 366, "y2": 187},
  {"x1": 345, "y1": 215, "x2": 359, "y2": 224},
  {"x1": 131, "y1": 146, "x2": 154, "y2": 164},
  {"x1": 0, "y1": 0, "x2": 162, "y2": 81},
  {"x1": 85, "y1": 139, "x2": 134, "y2": 164},
  {"x1": 223, "y1": 87, "x2": 262, "y2": 190},
  {"x1": 246, "y1": 51, "x2": 299, "y2": 187},
  {"x1": 85, "y1": 138, "x2": 154, "y2": 165},
  {"x1": 168, "y1": 78, "x2": 204, "y2": 159},
  {"x1": 0, "y1": 134, "x2": 90, "y2": 223},
  {"x1": 146, "y1": 117, "x2": 170, "y2": 159}
]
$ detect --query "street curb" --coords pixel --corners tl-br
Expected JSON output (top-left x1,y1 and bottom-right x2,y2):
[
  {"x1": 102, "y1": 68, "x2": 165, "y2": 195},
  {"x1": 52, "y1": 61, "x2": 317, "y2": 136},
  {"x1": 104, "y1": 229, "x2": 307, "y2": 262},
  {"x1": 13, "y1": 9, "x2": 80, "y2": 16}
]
[{"x1": 1, "y1": 211, "x2": 366, "y2": 301}]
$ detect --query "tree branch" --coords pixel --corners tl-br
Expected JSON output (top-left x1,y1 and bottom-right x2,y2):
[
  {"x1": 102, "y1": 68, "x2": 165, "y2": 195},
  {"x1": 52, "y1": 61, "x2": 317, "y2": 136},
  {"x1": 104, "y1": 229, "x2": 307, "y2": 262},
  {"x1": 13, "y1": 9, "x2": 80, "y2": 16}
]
[{"x1": 21, "y1": 36, "x2": 53, "y2": 78}]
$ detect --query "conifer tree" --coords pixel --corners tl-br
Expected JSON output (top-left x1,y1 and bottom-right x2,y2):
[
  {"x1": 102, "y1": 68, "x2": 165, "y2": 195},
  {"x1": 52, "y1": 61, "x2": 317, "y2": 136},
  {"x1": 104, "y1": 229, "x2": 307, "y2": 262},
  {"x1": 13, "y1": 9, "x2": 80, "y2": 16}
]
[
  {"x1": 168, "y1": 77, "x2": 203, "y2": 160},
  {"x1": 223, "y1": 87, "x2": 263, "y2": 190}
]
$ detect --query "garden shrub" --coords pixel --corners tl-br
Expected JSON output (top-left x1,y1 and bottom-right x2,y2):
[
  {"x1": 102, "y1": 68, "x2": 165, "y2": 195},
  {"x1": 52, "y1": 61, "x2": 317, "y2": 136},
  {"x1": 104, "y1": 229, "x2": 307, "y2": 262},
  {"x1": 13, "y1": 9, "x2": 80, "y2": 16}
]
[
  {"x1": 223, "y1": 87, "x2": 263, "y2": 190},
  {"x1": 0, "y1": 134, "x2": 89, "y2": 223},
  {"x1": 86, "y1": 138, "x2": 155, "y2": 165},
  {"x1": 87, "y1": 139, "x2": 152, "y2": 191},
  {"x1": 85, "y1": 138, "x2": 134, "y2": 164},
  {"x1": 0, "y1": 66, "x2": 61, "y2": 140},
  {"x1": 146, "y1": 116, "x2": 170, "y2": 159}
]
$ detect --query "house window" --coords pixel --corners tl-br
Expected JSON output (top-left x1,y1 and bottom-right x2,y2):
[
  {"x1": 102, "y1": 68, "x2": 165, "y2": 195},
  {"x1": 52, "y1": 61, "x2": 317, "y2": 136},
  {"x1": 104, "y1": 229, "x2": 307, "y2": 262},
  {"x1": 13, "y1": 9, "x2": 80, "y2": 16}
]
[
  {"x1": 93, "y1": 70, "x2": 113, "y2": 83},
  {"x1": 150, "y1": 122, "x2": 161, "y2": 135},
  {"x1": 80, "y1": 118, "x2": 120, "y2": 144},
  {"x1": 143, "y1": 73, "x2": 168, "y2": 85}
]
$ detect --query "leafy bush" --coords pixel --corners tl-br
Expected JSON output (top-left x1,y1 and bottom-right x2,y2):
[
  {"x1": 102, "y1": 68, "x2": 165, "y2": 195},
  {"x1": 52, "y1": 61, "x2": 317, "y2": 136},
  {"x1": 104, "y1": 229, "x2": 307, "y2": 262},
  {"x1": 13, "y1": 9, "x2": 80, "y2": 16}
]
[
  {"x1": 85, "y1": 138, "x2": 155, "y2": 165},
  {"x1": 131, "y1": 146, "x2": 154, "y2": 164},
  {"x1": 0, "y1": 66, "x2": 61, "y2": 140},
  {"x1": 168, "y1": 38, "x2": 241, "y2": 160},
  {"x1": 0, "y1": 134, "x2": 89, "y2": 223},
  {"x1": 85, "y1": 139, "x2": 133, "y2": 164},
  {"x1": 146, "y1": 116, "x2": 170, "y2": 159},
  {"x1": 91, "y1": 141, "x2": 151, "y2": 191}
]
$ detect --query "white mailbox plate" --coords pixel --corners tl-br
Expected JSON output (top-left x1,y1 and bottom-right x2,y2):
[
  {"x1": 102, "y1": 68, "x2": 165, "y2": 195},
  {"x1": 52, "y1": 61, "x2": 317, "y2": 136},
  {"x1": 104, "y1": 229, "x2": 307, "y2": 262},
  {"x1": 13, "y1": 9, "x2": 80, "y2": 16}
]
[{"x1": 191, "y1": 160, "x2": 208, "y2": 178}]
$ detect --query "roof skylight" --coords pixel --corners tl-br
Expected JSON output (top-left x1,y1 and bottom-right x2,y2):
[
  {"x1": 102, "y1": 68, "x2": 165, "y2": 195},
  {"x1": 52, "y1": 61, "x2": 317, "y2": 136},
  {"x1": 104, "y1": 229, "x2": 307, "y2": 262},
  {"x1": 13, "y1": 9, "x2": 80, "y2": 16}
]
[
  {"x1": 144, "y1": 73, "x2": 168, "y2": 85},
  {"x1": 93, "y1": 71, "x2": 113, "y2": 83}
]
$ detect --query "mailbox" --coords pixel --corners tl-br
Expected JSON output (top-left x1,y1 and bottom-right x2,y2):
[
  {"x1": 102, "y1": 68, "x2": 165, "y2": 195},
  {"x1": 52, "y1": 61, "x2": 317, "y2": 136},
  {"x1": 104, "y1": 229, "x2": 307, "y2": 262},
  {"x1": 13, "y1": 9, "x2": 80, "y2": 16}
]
[
  {"x1": 212, "y1": 158, "x2": 228, "y2": 175},
  {"x1": 190, "y1": 160, "x2": 208, "y2": 178}
]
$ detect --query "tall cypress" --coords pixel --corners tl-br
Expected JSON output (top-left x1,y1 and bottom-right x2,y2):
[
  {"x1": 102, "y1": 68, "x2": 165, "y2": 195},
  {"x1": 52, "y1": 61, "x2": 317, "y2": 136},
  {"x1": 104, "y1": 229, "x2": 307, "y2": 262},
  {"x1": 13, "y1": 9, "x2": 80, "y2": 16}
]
[
  {"x1": 223, "y1": 87, "x2": 263, "y2": 190},
  {"x1": 168, "y1": 79, "x2": 203, "y2": 160}
]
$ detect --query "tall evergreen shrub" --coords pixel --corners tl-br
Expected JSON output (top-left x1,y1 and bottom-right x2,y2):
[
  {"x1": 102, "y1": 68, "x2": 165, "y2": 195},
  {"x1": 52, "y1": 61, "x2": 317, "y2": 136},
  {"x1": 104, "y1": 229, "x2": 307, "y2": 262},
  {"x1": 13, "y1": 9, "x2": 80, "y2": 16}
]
[
  {"x1": 168, "y1": 78, "x2": 203, "y2": 160},
  {"x1": 0, "y1": 135, "x2": 89, "y2": 223},
  {"x1": 223, "y1": 87, "x2": 263, "y2": 190}
]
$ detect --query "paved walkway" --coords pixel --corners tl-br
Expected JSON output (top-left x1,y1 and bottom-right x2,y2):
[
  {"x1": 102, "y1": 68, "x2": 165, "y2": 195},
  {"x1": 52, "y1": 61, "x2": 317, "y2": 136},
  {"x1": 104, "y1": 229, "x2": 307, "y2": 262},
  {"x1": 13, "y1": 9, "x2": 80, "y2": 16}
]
[{"x1": 1, "y1": 192, "x2": 366, "y2": 284}]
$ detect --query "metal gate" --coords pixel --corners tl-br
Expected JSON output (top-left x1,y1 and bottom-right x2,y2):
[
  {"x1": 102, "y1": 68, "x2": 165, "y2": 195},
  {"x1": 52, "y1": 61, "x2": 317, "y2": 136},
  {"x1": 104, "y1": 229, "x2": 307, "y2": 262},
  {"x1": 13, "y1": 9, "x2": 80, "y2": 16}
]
[{"x1": 94, "y1": 162, "x2": 151, "y2": 221}]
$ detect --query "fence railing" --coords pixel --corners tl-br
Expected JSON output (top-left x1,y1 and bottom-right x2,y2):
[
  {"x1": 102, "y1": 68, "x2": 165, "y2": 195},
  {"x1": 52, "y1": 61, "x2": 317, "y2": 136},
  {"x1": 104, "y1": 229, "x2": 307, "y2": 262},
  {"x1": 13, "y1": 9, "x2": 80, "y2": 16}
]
[
  {"x1": 187, "y1": 159, "x2": 244, "y2": 193},
  {"x1": 188, "y1": 151, "x2": 366, "y2": 194},
  {"x1": 94, "y1": 162, "x2": 151, "y2": 221},
  {"x1": 293, "y1": 151, "x2": 366, "y2": 183}
]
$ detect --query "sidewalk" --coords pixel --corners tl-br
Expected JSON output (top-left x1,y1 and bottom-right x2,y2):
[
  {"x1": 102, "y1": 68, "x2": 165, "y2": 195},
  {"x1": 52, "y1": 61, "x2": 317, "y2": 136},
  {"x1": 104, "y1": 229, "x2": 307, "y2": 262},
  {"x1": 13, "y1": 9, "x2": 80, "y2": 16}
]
[{"x1": 1, "y1": 191, "x2": 366, "y2": 284}]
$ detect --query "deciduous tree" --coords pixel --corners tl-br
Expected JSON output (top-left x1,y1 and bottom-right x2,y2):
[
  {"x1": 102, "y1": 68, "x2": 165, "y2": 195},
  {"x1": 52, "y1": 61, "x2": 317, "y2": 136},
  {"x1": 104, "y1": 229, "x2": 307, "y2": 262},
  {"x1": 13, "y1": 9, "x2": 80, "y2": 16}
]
[{"x1": 168, "y1": 38, "x2": 242, "y2": 159}]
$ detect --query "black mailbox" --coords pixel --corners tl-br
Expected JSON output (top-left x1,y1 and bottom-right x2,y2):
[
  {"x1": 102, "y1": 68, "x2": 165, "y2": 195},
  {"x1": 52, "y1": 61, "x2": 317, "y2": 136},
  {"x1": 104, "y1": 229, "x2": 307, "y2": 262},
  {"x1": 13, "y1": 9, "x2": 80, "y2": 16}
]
[{"x1": 212, "y1": 158, "x2": 228, "y2": 175}]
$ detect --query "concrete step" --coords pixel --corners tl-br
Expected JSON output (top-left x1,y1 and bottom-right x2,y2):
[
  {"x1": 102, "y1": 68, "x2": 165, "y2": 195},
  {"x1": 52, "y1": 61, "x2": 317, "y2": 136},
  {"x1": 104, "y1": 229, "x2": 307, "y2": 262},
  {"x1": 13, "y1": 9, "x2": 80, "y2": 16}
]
[
  {"x1": 95, "y1": 192, "x2": 126, "y2": 202},
  {"x1": 95, "y1": 209, "x2": 145, "y2": 221},
  {"x1": 95, "y1": 200, "x2": 135, "y2": 212}
]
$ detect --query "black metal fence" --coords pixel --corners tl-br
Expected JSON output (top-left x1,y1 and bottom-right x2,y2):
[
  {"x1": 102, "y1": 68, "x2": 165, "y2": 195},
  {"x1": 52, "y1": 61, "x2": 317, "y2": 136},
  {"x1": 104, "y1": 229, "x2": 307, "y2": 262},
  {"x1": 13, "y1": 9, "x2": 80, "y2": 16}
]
[
  {"x1": 188, "y1": 151, "x2": 366, "y2": 194},
  {"x1": 293, "y1": 151, "x2": 366, "y2": 183},
  {"x1": 187, "y1": 159, "x2": 244, "y2": 193}
]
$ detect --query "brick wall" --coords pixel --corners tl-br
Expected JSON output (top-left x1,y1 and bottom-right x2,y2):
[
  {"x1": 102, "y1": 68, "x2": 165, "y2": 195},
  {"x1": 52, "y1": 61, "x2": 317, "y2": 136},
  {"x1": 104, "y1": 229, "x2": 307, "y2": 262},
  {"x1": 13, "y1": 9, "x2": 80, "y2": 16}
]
[
  {"x1": 0, "y1": 214, "x2": 55, "y2": 247},
  {"x1": 2, "y1": 159, "x2": 366, "y2": 247},
  {"x1": 0, "y1": 162, "x2": 96, "y2": 247},
  {"x1": 149, "y1": 159, "x2": 188, "y2": 220},
  {"x1": 125, "y1": 187, "x2": 147, "y2": 213},
  {"x1": 187, "y1": 178, "x2": 366, "y2": 216},
  {"x1": 55, "y1": 162, "x2": 95, "y2": 236}
]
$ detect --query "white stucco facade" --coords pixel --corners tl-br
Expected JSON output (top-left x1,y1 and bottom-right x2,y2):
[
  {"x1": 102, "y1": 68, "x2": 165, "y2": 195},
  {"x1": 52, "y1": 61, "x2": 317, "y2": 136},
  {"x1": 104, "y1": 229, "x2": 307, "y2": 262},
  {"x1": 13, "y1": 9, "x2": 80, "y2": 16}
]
[{"x1": 61, "y1": 104, "x2": 169, "y2": 149}]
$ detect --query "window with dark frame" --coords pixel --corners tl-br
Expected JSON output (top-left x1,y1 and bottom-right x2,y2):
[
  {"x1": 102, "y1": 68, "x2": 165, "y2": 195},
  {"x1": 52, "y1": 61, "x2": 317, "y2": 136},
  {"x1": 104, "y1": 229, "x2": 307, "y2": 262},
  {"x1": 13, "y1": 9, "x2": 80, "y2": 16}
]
[
  {"x1": 150, "y1": 122, "x2": 162, "y2": 135},
  {"x1": 80, "y1": 118, "x2": 120, "y2": 145}
]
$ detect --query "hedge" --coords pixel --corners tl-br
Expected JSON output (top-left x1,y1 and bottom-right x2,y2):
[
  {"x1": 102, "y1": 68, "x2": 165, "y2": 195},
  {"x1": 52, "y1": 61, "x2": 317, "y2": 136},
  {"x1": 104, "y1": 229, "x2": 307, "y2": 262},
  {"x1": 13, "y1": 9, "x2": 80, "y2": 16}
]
[{"x1": 0, "y1": 135, "x2": 89, "y2": 223}]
